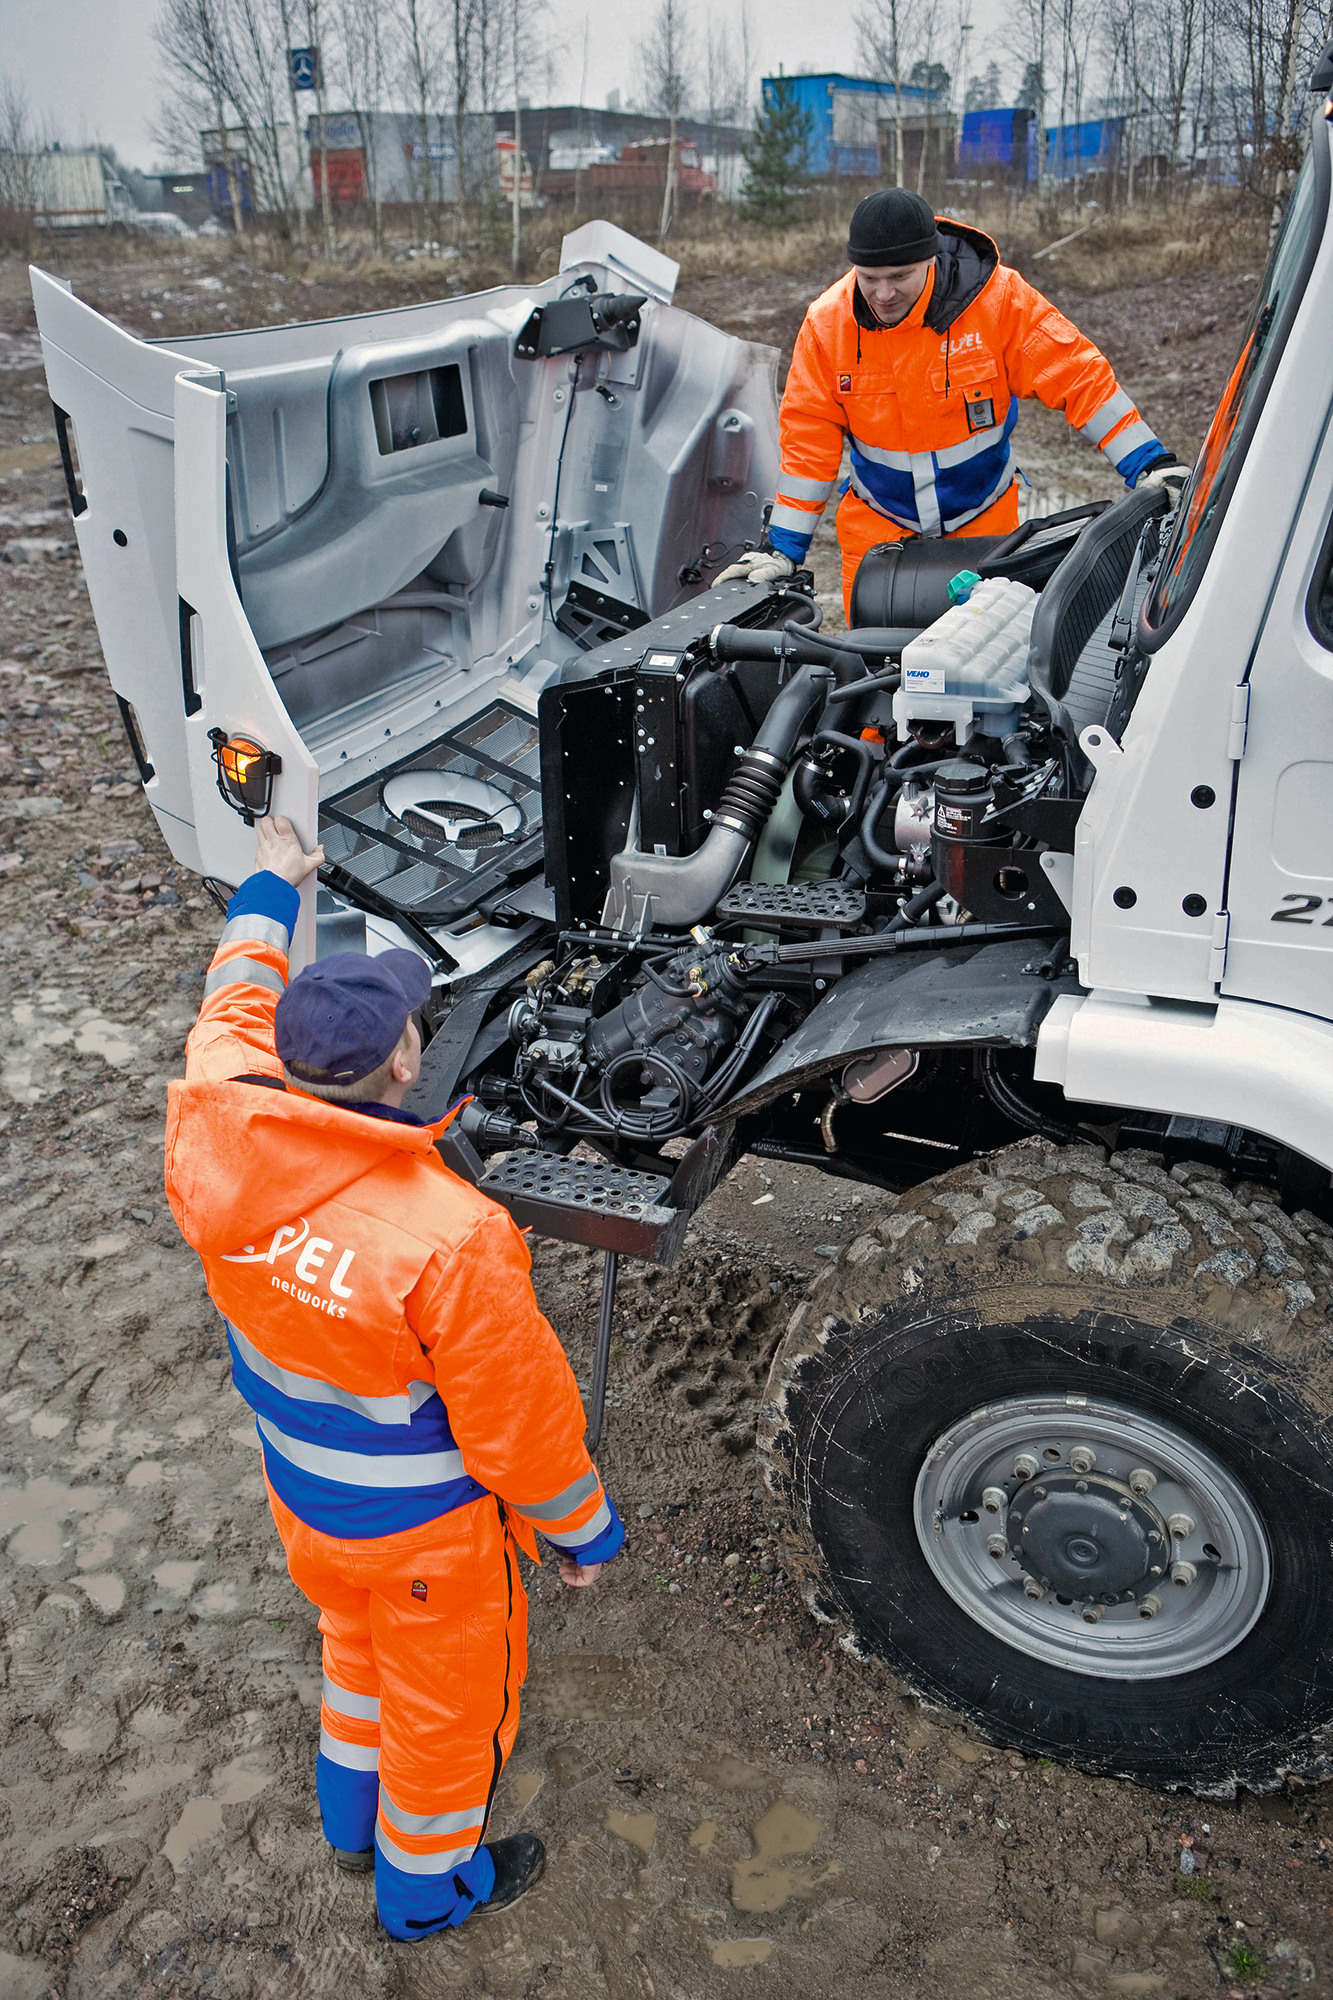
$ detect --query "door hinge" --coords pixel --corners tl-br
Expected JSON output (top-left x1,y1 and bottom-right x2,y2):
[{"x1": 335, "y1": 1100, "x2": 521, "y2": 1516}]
[
  {"x1": 1226, "y1": 683, "x2": 1251, "y2": 760},
  {"x1": 1208, "y1": 909, "x2": 1230, "y2": 984}
]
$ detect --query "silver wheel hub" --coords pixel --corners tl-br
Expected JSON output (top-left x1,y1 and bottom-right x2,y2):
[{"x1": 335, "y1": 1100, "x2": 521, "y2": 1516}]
[{"x1": 913, "y1": 1392, "x2": 1270, "y2": 1679}]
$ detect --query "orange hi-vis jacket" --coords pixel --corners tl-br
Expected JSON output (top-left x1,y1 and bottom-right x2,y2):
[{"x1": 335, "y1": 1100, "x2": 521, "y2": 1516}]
[
  {"x1": 766, "y1": 219, "x2": 1165, "y2": 562},
  {"x1": 164, "y1": 870, "x2": 622, "y2": 1564}
]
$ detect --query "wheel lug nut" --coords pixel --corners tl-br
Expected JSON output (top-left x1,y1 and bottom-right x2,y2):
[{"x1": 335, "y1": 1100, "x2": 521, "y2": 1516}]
[
  {"x1": 1013, "y1": 1453, "x2": 1039, "y2": 1479},
  {"x1": 982, "y1": 1486, "x2": 1006, "y2": 1515},
  {"x1": 1023, "y1": 1578, "x2": 1044, "y2": 1600},
  {"x1": 1068, "y1": 1446, "x2": 1096, "y2": 1474},
  {"x1": 1170, "y1": 1560, "x2": 1197, "y2": 1588},
  {"x1": 986, "y1": 1534, "x2": 1009, "y2": 1559},
  {"x1": 1129, "y1": 1468, "x2": 1156, "y2": 1496},
  {"x1": 1138, "y1": 1593, "x2": 1163, "y2": 1619},
  {"x1": 1081, "y1": 1603, "x2": 1103, "y2": 1623},
  {"x1": 1167, "y1": 1513, "x2": 1195, "y2": 1540}
]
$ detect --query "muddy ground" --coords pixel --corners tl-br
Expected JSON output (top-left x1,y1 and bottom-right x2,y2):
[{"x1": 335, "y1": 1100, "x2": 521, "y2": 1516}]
[{"x1": 1, "y1": 234, "x2": 1330, "y2": 2000}]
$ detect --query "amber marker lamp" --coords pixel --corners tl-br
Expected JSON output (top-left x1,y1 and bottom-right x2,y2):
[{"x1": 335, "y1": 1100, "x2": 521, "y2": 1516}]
[{"x1": 208, "y1": 728, "x2": 282, "y2": 825}]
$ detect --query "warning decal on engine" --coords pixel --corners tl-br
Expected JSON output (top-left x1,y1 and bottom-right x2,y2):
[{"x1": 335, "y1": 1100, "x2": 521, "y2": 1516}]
[{"x1": 903, "y1": 663, "x2": 947, "y2": 694}]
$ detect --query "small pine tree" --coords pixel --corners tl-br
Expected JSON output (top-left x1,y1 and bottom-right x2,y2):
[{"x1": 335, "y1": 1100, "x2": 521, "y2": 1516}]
[{"x1": 741, "y1": 78, "x2": 814, "y2": 224}]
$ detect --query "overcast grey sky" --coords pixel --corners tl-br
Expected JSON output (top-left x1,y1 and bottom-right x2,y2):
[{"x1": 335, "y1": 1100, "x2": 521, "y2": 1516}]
[{"x1": 6, "y1": 0, "x2": 1011, "y2": 172}]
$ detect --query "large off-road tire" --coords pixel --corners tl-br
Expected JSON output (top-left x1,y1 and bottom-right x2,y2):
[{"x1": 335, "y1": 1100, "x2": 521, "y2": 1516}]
[{"x1": 759, "y1": 1137, "x2": 1333, "y2": 1793}]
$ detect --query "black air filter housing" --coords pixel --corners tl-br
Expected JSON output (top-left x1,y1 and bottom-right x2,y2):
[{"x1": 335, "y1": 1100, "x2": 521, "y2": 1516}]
[{"x1": 849, "y1": 503, "x2": 1112, "y2": 631}]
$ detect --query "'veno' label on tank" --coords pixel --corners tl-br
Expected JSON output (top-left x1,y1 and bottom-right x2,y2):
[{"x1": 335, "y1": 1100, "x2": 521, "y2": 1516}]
[{"x1": 903, "y1": 662, "x2": 947, "y2": 693}]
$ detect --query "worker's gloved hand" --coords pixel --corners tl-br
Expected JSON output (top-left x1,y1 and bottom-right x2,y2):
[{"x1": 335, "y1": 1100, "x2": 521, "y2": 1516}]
[
  {"x1": 714, "y1": 548, "x2": 796, "y2": 587},
  {"x1": 1136, "y1": 458, "x2": 1190, "y2": 499}
]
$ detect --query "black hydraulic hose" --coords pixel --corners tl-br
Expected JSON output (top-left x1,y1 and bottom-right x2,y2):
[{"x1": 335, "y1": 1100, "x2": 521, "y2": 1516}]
[
  {"x1": 889, "y1": 878, "x2": 945, "y2": 932},
  {"x1": 783, "y1": 619, "x2": 918, "y2": 661},
  {"x1": 859, "y1": 769, "x2": 905, "y2": 874},
  {"x1": 823, "y1": 668, "x2": 902, "y2": 702},
  {"x1": 737, "y1": 919, "x2": 1062, "y2": 969},
  {"x1": 543, "y1": 354, "x2": 582, "y2": 603},
  {"x1": 979, "y1": 1047, "x2": 1089, "y2": 1148},
  {"x1": 810, "y1": 729, "x2": 878, "y2": 824}
]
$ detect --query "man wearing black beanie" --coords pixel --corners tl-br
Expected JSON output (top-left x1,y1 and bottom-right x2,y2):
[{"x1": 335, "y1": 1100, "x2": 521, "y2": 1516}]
[{"x1": 719, "y1": 189, "x2": 1186, "y2": 615}]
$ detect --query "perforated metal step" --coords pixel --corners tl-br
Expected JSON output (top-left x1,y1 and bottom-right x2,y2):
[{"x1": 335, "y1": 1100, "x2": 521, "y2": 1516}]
[
  {"x1": 715, "y1": 880, "x2": 867, "y2": 929},
  {"x1": 477, "y1": 1152, "x2": 684, "y2": 1258}
]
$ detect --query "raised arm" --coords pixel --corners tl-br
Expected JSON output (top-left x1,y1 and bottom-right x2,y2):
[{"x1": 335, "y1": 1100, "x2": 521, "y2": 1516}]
[{"x1": 184, "y1": 816, "x2": 324, "y2": 1084}]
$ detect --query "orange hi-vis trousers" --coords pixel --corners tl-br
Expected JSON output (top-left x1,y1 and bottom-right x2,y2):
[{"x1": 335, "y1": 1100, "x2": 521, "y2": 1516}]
[
  {"x1": 836, "y1": 479, "x2": 1021, "y2": 622},
  {"x1": 267, "y1": 1481, "x2": 527, "y2": 1938}
]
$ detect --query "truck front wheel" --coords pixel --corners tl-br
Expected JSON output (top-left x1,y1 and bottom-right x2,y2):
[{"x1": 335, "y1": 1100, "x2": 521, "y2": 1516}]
[{"x1": 760, "y1": 1140, "x2": 1333, "y2": 1793}]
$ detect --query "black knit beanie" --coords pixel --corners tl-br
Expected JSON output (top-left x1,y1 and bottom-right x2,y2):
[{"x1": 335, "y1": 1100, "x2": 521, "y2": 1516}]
[{"x1": 847, "y1": 189, "x2": 940, "y2": 267}]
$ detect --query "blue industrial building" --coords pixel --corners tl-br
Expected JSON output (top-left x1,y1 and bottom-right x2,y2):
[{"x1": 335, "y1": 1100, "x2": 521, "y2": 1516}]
[
  {"x1": 762, "y1": 72, "x2": 946, "y2": 180},
  {"x1": 958, "y1": 108, "x2": 1125, "y2": 181}
]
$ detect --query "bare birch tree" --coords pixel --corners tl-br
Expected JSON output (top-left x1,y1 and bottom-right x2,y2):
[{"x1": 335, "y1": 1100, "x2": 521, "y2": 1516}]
[
  {"x1": 154, "y1": 0, "x2": 249, "y2": 235},
  {"x1": 393, "y1": 0, "x2": 445, "y2": 242},
  {"x1": 637, "y1": 0, "x2": 693, "y2": 242},
  {"x1": 331, "y1": 0, "x2": 389, "y2": 246},
  {"x1": 856, "y1": 0, "x2": 919, "y2": 187}
]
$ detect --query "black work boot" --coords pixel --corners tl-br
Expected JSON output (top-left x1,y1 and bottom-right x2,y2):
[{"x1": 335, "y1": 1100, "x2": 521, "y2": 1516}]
[
  {"x1": 477, "y1": 1834, "x2": 545, "y2": 1914},
  {"x1": 331, "y1": 1845, "x2": 374, "y2": 1873}
]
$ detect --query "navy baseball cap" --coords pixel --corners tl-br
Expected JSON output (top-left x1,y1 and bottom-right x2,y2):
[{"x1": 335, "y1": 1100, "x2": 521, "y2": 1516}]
[{"x1": 275, "y1": 950, "x2": 431, "y2": 1085}]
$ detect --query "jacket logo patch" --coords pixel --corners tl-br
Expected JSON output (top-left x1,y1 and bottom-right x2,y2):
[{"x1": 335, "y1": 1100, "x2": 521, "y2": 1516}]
[
  {"x1": 838, "y1": 373, "x2": 852, "y2": 393},
  {"x1": 965, "y1": 397, "x2": 996, "y2": 434},
  {"x1": 224, "y1": 1208, "x2": 358, "y2": 1304},
  {"x1": 411, "y1": 1579, "x2": 428, "y2": 1602}
]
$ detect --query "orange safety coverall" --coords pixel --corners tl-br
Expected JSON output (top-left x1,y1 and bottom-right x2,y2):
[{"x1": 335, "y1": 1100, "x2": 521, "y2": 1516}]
[
  {"x1": 164, "y1": 871, "x2": 622, "y2": 1938},
  {"x1": 766, "y1": 218, "x2": 1165, "y2": 618}
]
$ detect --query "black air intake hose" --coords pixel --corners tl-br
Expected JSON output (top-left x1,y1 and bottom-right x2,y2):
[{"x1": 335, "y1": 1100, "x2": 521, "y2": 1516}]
[{"x1": 603, "y1": 662, "x2": 837, "y2": 929}]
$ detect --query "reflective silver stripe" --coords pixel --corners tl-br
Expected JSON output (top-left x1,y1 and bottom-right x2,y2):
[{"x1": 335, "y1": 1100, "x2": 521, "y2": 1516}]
[
  {"x1": 940, "y1": 475, "x2": 1017, "y2": 535},
  {"x1": 542, "y1": 1498, "x2": 612, "y2": 1549},
  {"x1": 776, "y1": 470, "x2": 837, "y2": 503},
  {"x1": 228, "y1": 1320, "x2": 438, "y2": 1428},
  {"x1": 320, "y1": 1729, "x2": 379, "y2": 1771},
  {"x1": 218, "y1": 913, "x2": 290, "y2": 953},
  {"x1": 1105, "y1": 419, "x2": 1158, "y2": 466},
  {"x1": 769, "y1": 500, "x2": 821, "y2": 535},
  {"x1": 507, "y1": 1468, "x2": 599, "y2": 1524},
  {"x1": 379, "y1": 1797, "x2": 483, "y2": 1839},
  {"x1": 1079, "y1": 387, "x2": 1136, "y2": 447},
  {"x1": 375, "y1": 1824, "x2": 477, "y2": 1874},
  {"x1": 323, "y1": 1671, "x2": 380, "y2": 1722},
  {"x1": 256, "y1": 1415, "x2": 466, "y2": 1488},
  {"x1": 204, "y1": 957, "x2": 285, "y2": 998},
  {"x1": 911, "y1": 455, "x2": 942, "y2": 538},
  {"x1": 848, "y1": 431, "x2": 912, "y2": 471},
  {"x1": 934, "y1": 424, "x2": 1009, "y2": 470},
  {"x1": 848, "y1": 466, "x2": 916, "y2": 529}
]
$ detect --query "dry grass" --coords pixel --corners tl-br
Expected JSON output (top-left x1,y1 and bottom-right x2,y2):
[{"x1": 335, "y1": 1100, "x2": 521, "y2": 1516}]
[{"x1": 13, "y1": 183, "x2": 1271, "y2": 315}]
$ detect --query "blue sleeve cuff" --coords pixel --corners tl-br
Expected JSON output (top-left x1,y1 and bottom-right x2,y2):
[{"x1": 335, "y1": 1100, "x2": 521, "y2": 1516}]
[
  {"x1": 1120, "y1": 441, "x2": 1170, "y2": 488},
  {"x1": 227, "y1": 870, "x2": 300, "y2": 942},
  {"x1": 767, "y1": 524, "x2": 814, "y2": 563},
  {"x1": 549, "y1": 1496, "x2": 625, "y2": 1567}
]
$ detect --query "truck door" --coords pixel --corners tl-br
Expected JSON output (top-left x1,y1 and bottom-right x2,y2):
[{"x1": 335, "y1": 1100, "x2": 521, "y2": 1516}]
[{"x1": 1221, "y1": 402, "x2": 1333, "y2": 1017}]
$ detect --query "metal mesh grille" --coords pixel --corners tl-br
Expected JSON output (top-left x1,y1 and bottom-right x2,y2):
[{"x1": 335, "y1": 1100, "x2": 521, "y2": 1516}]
[
  {"x1": 716, "y1": 880, "x2": 867, "y2": 928},
  {"x1": 479, "y1": 1153, "x2": 673, "y2": 1218}
]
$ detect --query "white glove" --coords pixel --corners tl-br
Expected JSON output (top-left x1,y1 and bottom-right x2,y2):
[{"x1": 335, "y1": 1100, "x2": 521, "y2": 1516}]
[
  {"x1": 1136, "y1": 458, "x2": 1190, "y2": 498},
  {"x1": 714, "y1": 548, "x2": 796, "y2": 586}
]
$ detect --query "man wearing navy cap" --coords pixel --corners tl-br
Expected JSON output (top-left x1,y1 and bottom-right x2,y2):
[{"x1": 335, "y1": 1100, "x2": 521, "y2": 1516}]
[{"x1": 165, "y1": 815, "x2": 625, "y2": 1943}]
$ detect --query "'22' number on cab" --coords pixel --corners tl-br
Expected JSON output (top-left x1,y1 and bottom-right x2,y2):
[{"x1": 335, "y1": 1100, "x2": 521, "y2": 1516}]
[{"x1": 1271, "y1": 894, "x2": 1333, "y2": 923}]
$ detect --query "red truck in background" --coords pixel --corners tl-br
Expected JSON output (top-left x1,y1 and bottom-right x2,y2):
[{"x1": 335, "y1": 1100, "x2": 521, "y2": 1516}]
[{"x1": 541, "y1": 138, "x2": 715, "y2": 207}]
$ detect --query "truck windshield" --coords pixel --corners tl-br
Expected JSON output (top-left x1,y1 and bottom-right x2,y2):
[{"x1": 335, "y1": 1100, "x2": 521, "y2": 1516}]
[{"x1": 1145, "y1": 139, "x2": 1325, "y2": 637}]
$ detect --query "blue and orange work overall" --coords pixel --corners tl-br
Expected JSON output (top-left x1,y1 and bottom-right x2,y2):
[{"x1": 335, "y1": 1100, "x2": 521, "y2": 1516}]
[
  {"x1": 164, "y1": 872, "x2": 623, "y2": 1937},
  {"x1": 766, "y1": 219, "x2": 1167, "y2": 617}
]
